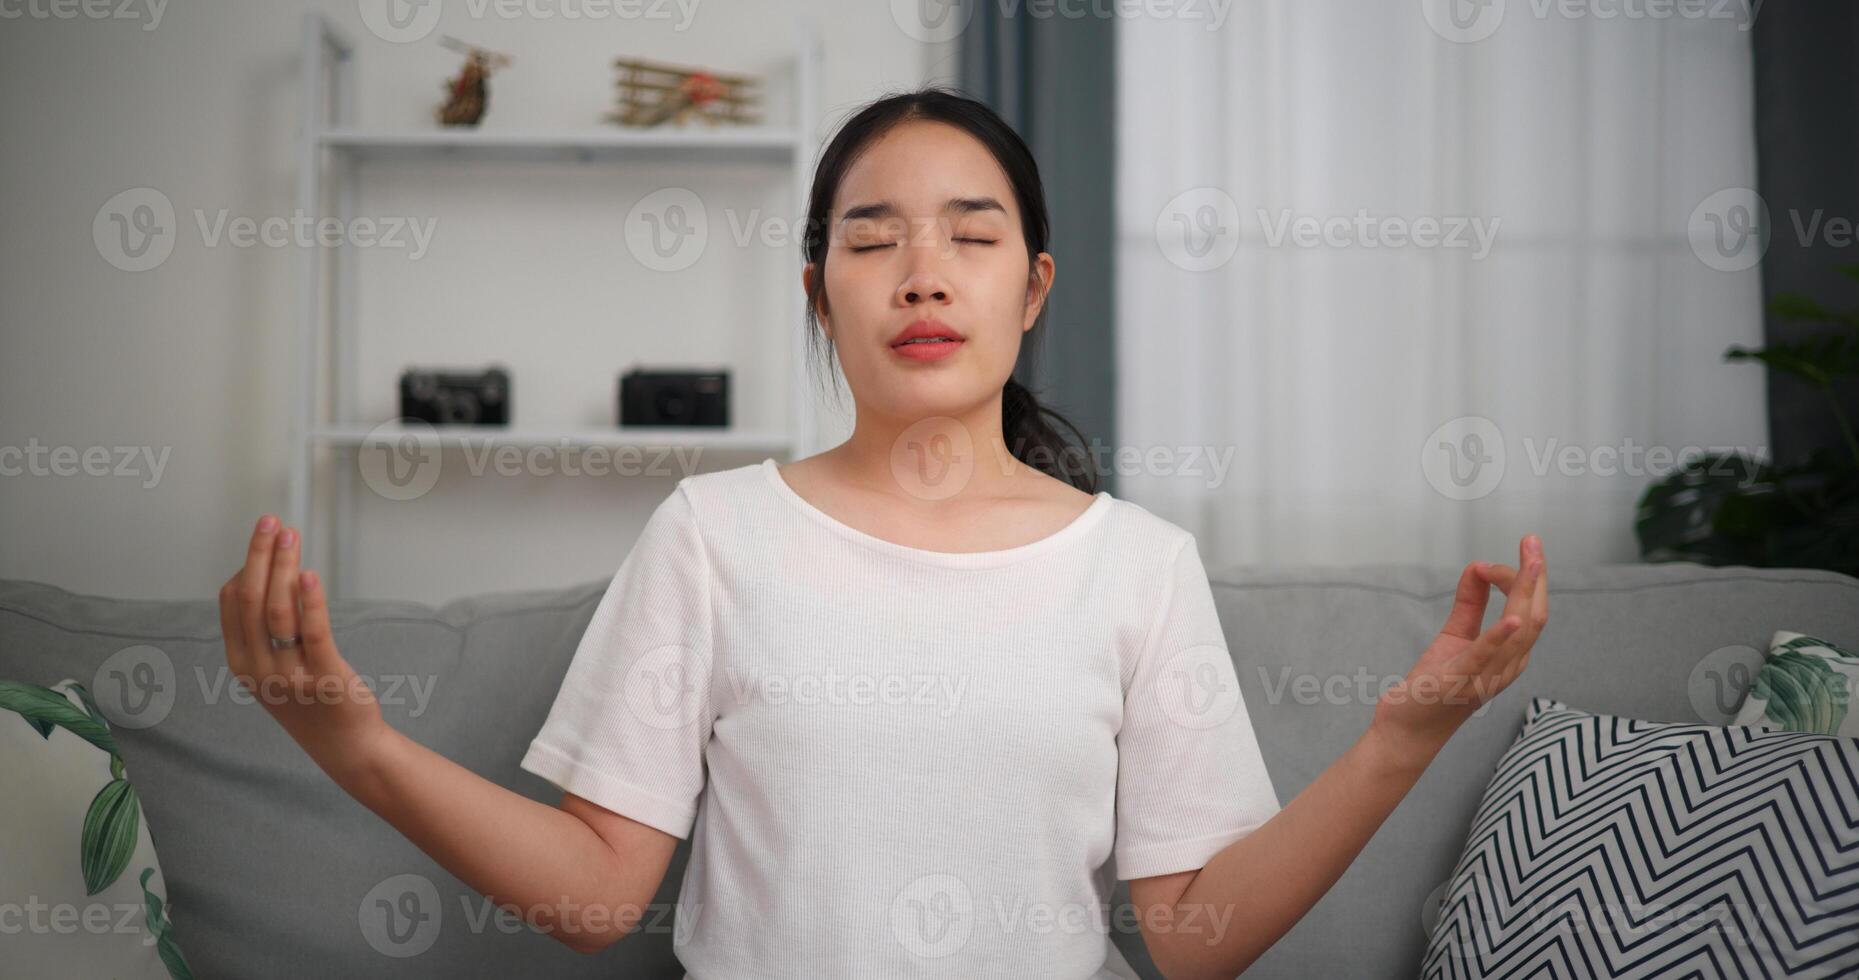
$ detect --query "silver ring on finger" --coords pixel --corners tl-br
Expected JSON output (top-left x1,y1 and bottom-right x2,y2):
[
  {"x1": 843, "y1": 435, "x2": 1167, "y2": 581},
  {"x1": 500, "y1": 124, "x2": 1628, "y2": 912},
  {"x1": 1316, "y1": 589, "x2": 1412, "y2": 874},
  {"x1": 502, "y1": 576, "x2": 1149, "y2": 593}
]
[{"x1": 268, "y1": 633, "x2": 302, "y2": 651}]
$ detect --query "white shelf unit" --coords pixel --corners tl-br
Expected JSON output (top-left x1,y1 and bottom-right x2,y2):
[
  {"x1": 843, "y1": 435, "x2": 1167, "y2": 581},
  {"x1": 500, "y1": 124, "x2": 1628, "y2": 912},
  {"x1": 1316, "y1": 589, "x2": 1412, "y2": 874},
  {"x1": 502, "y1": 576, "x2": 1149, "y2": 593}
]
[{"x1": 290, "y1": 12, "x2": 823, "y2": 597}]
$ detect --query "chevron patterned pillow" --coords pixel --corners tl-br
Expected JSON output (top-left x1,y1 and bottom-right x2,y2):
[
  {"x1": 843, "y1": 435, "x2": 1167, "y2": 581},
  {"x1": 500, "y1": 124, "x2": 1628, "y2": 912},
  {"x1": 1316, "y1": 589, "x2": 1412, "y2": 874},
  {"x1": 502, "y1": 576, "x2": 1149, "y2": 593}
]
[{"x1": 1420, "y1": 697, "x2": 1859, "y2": 979}]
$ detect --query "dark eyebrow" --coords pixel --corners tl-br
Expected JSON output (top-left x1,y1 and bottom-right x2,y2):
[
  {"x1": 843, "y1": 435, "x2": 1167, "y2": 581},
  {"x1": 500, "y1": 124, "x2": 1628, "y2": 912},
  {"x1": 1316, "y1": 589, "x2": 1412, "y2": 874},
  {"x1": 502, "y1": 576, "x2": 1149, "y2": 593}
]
[{"x1": 838, "y1": 197, "x2": 1008, "y2": 225}]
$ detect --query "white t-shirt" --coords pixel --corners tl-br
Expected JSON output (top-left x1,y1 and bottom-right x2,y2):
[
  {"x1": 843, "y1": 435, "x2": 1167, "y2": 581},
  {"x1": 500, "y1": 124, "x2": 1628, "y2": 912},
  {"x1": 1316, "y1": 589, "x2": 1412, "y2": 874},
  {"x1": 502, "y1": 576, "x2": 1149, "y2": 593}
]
[{"x1": 520, "y1": 458, "x2": 1281, "y2": 978}]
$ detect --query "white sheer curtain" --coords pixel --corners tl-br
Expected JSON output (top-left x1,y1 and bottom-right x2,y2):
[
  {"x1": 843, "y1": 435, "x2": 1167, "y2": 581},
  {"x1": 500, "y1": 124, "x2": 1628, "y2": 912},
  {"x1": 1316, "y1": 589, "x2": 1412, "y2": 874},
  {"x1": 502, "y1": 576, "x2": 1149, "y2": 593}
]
[{"x1": 1116, "y1": 2, "x2": 1768, "y2": 569}]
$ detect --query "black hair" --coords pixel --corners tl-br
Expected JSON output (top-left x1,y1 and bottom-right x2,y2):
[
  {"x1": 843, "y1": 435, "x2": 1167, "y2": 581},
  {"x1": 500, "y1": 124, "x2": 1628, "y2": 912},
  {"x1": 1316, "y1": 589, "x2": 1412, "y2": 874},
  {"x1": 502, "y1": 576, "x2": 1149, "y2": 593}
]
[{"x1": 799, "y1": 85, "x2": 1099, "y2": 493}]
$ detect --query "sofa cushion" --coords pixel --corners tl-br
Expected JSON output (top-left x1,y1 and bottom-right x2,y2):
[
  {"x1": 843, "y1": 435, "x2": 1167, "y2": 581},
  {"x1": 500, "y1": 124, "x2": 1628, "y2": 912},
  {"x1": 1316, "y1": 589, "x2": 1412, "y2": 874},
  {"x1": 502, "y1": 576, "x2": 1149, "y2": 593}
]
[{"x1": 1419, "y1": 697, "x2": 1859, "y2": 977}]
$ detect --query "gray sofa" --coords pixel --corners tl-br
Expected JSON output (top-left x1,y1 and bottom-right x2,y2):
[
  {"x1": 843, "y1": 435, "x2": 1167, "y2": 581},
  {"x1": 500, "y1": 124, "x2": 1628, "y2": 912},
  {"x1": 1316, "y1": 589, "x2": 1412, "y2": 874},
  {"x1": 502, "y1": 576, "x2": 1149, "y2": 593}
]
[{"x1": 3, "y1": 561, "x2": 1855, "y2": 979}]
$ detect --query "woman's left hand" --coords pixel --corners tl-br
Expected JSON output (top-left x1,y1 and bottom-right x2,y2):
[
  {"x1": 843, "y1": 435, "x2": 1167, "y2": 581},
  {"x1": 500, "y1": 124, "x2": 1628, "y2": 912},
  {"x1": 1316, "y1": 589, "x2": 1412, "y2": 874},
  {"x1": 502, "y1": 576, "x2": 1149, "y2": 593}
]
[{"x1": 1369, "y1": 534, "x2": 1549, "y2": 764}]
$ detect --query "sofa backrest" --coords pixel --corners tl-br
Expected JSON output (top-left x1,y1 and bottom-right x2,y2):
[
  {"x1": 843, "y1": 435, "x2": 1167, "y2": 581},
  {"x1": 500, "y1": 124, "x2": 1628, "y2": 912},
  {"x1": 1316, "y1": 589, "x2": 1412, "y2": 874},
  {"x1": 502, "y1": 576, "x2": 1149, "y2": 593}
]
[{"x1": 3, "y1": 562, "x2": 1854, "y2": 978}]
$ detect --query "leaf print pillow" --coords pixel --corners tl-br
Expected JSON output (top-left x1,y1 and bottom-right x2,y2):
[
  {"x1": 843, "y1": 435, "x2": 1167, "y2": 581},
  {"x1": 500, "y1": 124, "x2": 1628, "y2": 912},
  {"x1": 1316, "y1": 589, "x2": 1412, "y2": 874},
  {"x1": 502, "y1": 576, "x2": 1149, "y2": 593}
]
[
  {"x1": 0, "y1": 678, "x2": 194, "y2": 979},
  {"x1": 1731, "y1": 631, "x2": 1859, "y2": 737}
]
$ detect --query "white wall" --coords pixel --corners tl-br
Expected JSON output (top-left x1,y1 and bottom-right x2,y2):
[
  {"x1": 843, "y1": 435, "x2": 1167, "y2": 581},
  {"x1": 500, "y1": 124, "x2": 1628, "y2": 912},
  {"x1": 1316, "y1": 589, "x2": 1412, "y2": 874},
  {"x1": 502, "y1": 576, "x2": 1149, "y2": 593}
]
[{"x1": 0, "y1": 0, "x2": 956, "y2": 604}]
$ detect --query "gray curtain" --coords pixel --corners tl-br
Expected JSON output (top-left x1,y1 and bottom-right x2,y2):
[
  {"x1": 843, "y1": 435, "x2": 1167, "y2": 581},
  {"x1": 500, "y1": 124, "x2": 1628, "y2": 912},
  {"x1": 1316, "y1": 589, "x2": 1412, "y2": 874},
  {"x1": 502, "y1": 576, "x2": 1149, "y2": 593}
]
[
  {"x1": 1751, "y1": 3, "x2": 1859, "y2": 471},
  {"x1": 961, "y1": 4, "x2": 1119, "y2": 492}
]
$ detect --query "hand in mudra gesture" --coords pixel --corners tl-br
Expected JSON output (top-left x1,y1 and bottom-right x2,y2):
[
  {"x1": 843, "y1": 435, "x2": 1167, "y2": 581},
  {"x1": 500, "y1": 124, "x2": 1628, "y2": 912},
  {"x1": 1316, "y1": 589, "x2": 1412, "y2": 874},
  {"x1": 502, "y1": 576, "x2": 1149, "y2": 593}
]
[
  {"x1": 1370, "y1": 534, "x2": 1549, "y2": 761},
  {"x1": 218, "y1": 515, "x2": 388, "y2": 781}
]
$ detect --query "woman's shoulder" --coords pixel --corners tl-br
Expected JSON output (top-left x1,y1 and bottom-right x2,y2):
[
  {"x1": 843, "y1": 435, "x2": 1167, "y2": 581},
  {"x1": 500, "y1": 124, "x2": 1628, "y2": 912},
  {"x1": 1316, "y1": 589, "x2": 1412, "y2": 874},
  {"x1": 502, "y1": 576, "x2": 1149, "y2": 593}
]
[
  {"x1": 1090, "y1": 488, "x2": 1197, "y2": 557},
  {"x1": 630, "y1": 461, "x2": 768, "y2": 538}
]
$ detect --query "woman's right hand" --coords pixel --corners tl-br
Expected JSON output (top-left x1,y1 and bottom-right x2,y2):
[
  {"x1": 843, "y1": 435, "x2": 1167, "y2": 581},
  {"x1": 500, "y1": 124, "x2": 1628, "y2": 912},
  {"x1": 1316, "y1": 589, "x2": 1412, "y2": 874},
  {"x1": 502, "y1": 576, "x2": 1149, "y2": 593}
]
[{"x1": 219, "y1": 514, "x2": 389, "y2": 785}]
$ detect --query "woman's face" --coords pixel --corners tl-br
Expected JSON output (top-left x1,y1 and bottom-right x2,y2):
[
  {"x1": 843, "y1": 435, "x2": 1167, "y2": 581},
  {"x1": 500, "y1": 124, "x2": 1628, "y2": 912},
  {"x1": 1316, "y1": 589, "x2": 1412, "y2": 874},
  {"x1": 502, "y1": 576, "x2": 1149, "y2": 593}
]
[{"x1": 806, "y1": 119, "x2": 1054, "y2": 423}]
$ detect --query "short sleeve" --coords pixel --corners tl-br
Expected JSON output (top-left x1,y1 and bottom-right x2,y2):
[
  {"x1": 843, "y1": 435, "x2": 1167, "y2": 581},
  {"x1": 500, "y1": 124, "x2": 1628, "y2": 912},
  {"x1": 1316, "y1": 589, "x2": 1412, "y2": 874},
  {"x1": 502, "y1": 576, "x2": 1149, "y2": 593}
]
[
  {"x1": 1114, "y1": 534, "x2": 1282, "y2": 880},
  {"x1": 519, "y1": 482, "x2": 715, "y2": 839}
]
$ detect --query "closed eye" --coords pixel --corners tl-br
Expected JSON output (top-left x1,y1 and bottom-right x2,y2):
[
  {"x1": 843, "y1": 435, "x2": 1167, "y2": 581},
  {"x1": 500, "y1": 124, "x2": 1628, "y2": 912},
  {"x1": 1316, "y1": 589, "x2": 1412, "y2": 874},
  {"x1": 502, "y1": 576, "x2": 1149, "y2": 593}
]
[{"x1": 849, "y1": 238, "x2": 999, "y2": 252}]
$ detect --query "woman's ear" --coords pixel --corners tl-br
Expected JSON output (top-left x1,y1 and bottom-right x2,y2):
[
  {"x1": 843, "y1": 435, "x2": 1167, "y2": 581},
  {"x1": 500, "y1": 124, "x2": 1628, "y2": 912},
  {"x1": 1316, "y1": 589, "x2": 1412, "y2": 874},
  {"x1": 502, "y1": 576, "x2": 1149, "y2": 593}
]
[
  {"x1": 802, "y1": 262, "x2": 831, "y2": 338},
  {"x1": 1023, "y1": 252, "x2": 1056, "y2": 331}
]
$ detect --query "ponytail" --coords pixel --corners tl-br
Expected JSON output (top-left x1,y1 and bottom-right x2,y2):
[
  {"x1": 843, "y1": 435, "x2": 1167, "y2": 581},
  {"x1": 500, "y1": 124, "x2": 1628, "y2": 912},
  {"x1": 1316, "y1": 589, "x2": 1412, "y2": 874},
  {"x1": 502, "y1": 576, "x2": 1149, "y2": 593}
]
[{"x1": 1002, "y1": 377, "x2": 1098, "y2": 493}]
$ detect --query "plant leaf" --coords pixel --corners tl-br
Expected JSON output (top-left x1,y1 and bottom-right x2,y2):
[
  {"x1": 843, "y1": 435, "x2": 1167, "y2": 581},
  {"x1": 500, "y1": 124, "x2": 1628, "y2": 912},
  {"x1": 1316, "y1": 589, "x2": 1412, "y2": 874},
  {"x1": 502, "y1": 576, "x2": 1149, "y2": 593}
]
[
  {"x1": 1768, "y1": 292, "x2": 1831, "y2": 320},
  {"x1": 82, "y1": 777, "x2": 140, "y2": 895},
  {"x1": 68, "y1": 680, "x2": 108, "y2": 729},
  {"x1": 139, "y1": 867, "x2": 196, "y2": 980},
  {"x1": 1724, "y1": 337, "x2": 1859, "y2": 384},
  {"x1": 0, "y1": 681, "x2": 119, "y2": 757}
]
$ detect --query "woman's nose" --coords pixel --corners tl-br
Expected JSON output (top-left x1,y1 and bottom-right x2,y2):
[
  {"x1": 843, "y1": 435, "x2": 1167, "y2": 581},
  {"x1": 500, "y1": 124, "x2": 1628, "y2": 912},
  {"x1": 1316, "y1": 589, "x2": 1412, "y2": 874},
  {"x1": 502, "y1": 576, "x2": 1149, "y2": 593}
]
[{"x1": 898, "y1": 272, "x2": 949, "y2": 304}]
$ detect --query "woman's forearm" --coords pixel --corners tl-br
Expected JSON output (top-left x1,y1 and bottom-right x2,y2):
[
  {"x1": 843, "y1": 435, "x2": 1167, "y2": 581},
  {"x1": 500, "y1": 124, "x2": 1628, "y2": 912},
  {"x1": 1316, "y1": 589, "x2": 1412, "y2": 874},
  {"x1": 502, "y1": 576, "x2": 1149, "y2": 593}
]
[
  {"x1": 327, "y1": 725, "x2": 658, "y2": 952},
  {"x1": 1151, "y1": 725, "x2": 1442, "y2": 980}
]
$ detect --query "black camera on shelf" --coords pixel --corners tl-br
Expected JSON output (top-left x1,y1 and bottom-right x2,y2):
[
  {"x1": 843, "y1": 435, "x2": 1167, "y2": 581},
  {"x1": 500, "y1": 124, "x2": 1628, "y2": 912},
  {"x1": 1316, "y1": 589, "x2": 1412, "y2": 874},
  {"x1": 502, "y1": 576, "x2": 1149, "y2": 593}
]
[
  {"x1": 619, "y1": 368, "x2": 729, "y2": 427},
  {"x1": 399, "y1": 366, "x2": 510, "y2": 425}
]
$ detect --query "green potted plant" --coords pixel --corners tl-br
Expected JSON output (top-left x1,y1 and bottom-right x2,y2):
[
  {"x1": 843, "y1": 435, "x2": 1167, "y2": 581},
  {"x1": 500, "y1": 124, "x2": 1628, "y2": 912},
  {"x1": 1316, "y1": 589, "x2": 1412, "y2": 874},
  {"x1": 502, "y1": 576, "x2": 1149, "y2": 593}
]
[{"x1": 1635, "y1": 266, "x2": 1859, "y2": 576}]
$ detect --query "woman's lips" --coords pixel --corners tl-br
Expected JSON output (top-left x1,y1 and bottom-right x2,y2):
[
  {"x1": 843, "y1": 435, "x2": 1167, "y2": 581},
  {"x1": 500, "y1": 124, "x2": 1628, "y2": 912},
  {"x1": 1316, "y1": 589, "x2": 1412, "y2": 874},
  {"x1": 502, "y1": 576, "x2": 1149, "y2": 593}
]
[{"x1": 891, "y1": 338, "x2": 965, "y2": 361}]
